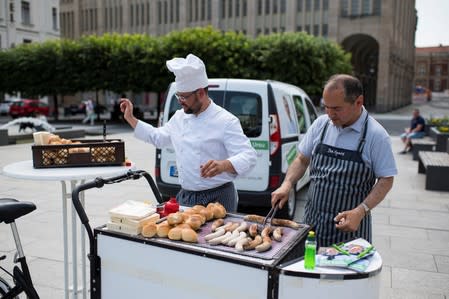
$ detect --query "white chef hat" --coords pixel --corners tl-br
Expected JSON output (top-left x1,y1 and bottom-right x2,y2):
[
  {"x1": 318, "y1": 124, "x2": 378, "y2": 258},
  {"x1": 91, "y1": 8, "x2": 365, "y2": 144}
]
[{"x1": 166, "y1": 54, "x2": 209, "y2": 92}]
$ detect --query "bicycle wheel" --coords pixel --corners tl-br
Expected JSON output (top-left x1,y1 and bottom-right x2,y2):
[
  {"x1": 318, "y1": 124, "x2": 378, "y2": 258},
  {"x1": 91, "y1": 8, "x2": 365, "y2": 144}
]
[{"x1": 0, "y1": 276, "x2": 18, "y2": 298}]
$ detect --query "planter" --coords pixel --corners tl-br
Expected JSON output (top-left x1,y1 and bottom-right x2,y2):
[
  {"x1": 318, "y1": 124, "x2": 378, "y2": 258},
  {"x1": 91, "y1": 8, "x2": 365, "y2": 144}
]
[
  {"x1": 430, "y1": 127, "x2": 449, "y2": 152},
  {"x1": 425, "y1": 124, "x2": 437, "y2": 136}
]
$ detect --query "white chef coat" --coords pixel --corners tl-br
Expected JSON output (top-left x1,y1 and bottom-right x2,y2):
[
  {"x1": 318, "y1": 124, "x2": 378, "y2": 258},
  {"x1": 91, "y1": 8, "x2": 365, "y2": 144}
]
[{"x1": 134, "y1": 100, "x2": 257, "y2": 191}]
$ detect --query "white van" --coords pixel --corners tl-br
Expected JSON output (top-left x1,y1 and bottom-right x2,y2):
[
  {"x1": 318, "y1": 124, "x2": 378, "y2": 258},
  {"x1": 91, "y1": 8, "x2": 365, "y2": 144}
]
[{"x1": 155, "y1": 79, "x2": 318, "y2": 218}]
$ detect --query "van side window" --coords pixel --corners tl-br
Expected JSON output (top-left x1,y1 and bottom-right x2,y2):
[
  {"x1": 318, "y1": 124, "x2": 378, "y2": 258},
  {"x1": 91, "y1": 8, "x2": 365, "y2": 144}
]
[
  {"x1": 224, "y1": 92, "x2": 262, "y2": 138},
  {"x1": 305, "y1": 98, "x2": 318, "y2": 123},
  {"x1": 293, "y1": 96, "x2": 306, "y2": 133}
]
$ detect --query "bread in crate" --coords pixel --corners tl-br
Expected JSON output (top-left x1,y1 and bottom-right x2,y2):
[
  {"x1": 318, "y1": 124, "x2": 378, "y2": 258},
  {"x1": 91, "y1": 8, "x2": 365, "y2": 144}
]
[{"x1": 32, "y1": 133, "x2": 125, "y2": 168}]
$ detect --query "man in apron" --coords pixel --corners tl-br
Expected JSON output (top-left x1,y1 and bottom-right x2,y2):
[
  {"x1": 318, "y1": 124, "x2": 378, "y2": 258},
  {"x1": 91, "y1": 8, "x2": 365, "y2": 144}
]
[{"x1": 272, "y1": 74, "x2": 397, "y2": 247}]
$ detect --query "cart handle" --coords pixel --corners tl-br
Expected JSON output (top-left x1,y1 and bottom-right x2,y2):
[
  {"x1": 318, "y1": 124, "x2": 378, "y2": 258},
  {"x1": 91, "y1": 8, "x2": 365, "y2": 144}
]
[{"x1": 71, "y1": 169, "x2": 162, "y2": 299}]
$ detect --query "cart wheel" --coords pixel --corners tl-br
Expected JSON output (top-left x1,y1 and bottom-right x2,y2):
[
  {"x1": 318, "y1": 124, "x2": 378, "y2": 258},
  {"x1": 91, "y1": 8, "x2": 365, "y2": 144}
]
[{"x1": 0, "y1": 276, "x2": 18, "y2": 298}]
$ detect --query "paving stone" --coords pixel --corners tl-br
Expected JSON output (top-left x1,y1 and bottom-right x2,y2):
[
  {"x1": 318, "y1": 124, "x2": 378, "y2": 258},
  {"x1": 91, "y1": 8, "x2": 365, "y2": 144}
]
[
  {"x1": 380, "y1": 248, "x2": 437, "y2": 272},
  {"x1": 379, "y1": 287, "x2": 446, "y2": 299},
  {"x1": 392, "y1": 268, "x2": 449, "y2": 294},
  {"x1": 391, "y1": 237, "x2": 449, "y2": 256},
  {"x1": 389, "y1": 211, "x2": 449, "y2": 231},
  {"x1": 374, "y1": 223, "x2": 428, "y2": 240},
  {"x1": 435, "y1": 255, "x2": 449, "y2": 274},
  {"x1": 427, "y1": 229, "x2": 449, "y2": 242}
]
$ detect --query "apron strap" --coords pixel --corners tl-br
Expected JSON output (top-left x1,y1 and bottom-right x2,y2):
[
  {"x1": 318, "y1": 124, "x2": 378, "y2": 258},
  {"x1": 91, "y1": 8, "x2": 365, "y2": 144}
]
[
  {"x1": 357, "y1": 113, "x2": 370, "y2": 153},
  {"x1": 319, "y1": 121, "x2": 330, "y2": 142}
]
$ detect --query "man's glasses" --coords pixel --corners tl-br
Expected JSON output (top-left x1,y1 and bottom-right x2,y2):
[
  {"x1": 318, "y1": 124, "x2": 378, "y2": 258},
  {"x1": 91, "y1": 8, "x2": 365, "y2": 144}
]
[{"x1": 175, "y1": 89, "x2": 198, "y2": 102}]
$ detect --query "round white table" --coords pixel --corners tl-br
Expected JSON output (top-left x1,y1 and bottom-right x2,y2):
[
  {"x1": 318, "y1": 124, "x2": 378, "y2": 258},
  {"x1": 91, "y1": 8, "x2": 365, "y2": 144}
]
[{"x1": 2, "y1": 160, "x2": 136, "y2": 299}]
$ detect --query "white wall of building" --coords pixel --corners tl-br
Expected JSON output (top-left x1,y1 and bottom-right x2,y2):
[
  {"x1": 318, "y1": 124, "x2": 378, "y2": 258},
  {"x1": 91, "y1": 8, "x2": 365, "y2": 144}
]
[{"x1": 0, "y1": 0, "x2": 60, "y2": 49}]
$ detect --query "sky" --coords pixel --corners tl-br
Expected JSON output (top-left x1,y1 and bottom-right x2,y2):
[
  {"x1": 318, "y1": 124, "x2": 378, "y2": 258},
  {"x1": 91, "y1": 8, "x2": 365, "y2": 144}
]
[{"x1": 415, "y1": 0, "x2": 449, "y2": 47}]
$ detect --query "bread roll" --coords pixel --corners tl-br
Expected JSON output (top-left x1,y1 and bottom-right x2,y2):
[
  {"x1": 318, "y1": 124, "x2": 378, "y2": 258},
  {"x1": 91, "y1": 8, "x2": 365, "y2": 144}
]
[
  {"x1": 181, "y1": 228, "x2": 198, "y2": 243},
  {"x1": 168, "y1": 227, "x2": 182, "y2": 240},
  {"x1": 175, "y1": 223, "x2": 192, "y2": 229},
  {"x1": 184, "y1": 217, "x2": 202, "y2": 231},
  {"x1": 142, "y1": 223, "x2": 157, "y2": 238},
  {"x1": 156, "y1": 222, "x2": 171, "y2": 238},
  {"x1": 200, "y1": 208, "x2": 214, "y2": 221},
  {"x1": 190, "y1": 213, "x2": 206, "y2": 225},
  {"x1": 192, "y1": 205, "x2": 206, "y2": 213},
  {"x1": 167, "y1": 212, "x2": 184, "y2": 226},
  {"x1": 213, "y1": 204, "x2": 227, "y2": 219}
]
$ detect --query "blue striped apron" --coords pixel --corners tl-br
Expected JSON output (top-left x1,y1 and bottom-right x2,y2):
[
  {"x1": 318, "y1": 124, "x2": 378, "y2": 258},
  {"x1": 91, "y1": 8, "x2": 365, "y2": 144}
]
[
  {"x1": 304, "y1": 115, "x2": 376, "y2": 247},
  {"x1": 176, "y1": 182, "x2": 238, "y2": 212}
]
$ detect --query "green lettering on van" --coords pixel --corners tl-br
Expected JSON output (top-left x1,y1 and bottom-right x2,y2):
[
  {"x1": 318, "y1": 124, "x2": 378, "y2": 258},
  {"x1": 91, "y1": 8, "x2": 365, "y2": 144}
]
[
  {"x1": 286, "y1": 146, "x2": 297, "y2": 165},
  {"x1": 251, "y1": 140, "x2": 269, "y2": 150}
]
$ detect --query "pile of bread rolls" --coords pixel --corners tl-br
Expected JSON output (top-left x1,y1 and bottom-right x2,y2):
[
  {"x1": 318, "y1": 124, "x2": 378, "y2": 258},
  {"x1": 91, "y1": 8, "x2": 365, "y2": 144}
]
[{"x1": 141, "y1": 202, "x2": 227, "y2": 243}]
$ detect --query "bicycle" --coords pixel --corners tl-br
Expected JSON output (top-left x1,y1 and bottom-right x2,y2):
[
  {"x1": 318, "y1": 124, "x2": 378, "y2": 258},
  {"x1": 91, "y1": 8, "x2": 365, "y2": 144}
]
[{"x1": 0, "y1": 198, "x2": 39, "y2": 299}]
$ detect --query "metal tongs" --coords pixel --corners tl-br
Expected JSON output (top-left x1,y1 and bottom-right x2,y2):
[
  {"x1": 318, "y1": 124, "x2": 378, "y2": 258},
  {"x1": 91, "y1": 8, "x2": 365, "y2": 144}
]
[{"x1": 261, "y1": 203, "x2": 279, "y2": 229}]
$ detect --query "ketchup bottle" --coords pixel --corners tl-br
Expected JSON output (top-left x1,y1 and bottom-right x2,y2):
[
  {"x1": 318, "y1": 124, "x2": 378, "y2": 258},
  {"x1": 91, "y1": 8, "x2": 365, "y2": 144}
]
[{"x1": 163, "y1": 197, "x2": 179, "y2": 215}]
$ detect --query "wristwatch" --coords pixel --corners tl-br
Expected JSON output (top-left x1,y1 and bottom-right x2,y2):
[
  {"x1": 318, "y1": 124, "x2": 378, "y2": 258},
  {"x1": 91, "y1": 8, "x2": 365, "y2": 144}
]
[{"x1": 360, "y1": 202, "x2": 370, "y2": 216}]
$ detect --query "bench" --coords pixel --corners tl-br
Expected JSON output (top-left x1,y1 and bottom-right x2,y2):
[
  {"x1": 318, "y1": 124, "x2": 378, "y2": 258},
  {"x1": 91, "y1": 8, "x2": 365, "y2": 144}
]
[
  {"x1": 411, "y1": 138, "x2": 436, "y2": 160},
  {"x1": 418, "y1": 151, "x2": 449, "y2": 191}
]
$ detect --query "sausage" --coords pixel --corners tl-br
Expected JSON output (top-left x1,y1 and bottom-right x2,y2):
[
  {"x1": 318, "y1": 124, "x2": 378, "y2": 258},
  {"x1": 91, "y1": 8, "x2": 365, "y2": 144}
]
[
  {"x1": 243, "y1": 235, "x2": 263, "y2": 250},
  {"x1": 227, "y1": 232, "x2": 247, "y2": 247},
  {"x1": 271, "y1": 218, "x2": 302, "y2": 229},
  {"x1": 208, "y1": 231, "x2": 232, "y2": 245},
  {"x1": 248, "y1": 223, "x2": 258, "y2": 237},
  {"x1": 225, "y1": 222, "x2": 240, "y2": 232},
  {"x1": 243, "y1": 214, "x2": 302, "y2": 229},
  {"x1": 221, "y1": 230, "x2": 240, "y2": 245},
  {"x1": 234, "y1": 221, "x2": 248, "y2": 233},
  {"x1": 255, "y1": 236, "x2": 272, "y2": 252},
  {"x1": 220, "y1": 222, "x2": 234, "y2": 232},
  {"x1": 261, "y1": 226, "x2": 272, "y2": 238},
  {"x1": 272, "y1": 227, "x2": 283, "y2": 242},
  {"x1": 243, "y1": 214, "x2": 265, "y2": 223},
  {"x1": 204, "y1": 227, "x2": 226, "y2": 241},
  {"x1": 211, "y1": 219, "x2": 225, "y2": 231},
  {"x1": 235, "y1": 237, "x2": 251, "y2": 252}
]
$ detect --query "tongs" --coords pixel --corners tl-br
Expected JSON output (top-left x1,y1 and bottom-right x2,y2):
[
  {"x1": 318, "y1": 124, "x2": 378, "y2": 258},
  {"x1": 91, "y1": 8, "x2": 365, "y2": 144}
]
[{"x1": 261, "y1": 203, "x2": 279, "y2": 229}]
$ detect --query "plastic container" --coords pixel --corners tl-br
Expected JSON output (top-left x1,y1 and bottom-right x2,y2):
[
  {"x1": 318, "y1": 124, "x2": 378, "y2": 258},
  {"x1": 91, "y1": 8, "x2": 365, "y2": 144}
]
[
  {"x1": 163, "y1": 197, "x2": 179, "y2": 215},
  {"x1": 304, "y1": 231, "x2": 316, "y2": 270}
]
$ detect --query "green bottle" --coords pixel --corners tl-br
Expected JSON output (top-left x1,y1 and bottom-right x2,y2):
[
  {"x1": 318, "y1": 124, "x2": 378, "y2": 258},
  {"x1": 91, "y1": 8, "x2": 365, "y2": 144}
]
[{"x1": 304, "y1": 231, "x2": 316, "y2": 270}]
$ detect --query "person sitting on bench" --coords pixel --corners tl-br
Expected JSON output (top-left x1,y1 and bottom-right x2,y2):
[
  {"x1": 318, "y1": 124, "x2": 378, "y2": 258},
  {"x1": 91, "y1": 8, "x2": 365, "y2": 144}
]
[{"x1": 399, "y1": 108, "x2": 426, "y2": 154}]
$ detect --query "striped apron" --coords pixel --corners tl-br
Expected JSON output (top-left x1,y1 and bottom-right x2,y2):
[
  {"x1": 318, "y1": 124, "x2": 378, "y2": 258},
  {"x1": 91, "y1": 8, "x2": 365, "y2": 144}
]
[
  {"x1": 304, "y1": 115, "x2": 376, "y2": 247},
  {"x1": 176, "y1": 182, "x2": 238, "y2": 212}
]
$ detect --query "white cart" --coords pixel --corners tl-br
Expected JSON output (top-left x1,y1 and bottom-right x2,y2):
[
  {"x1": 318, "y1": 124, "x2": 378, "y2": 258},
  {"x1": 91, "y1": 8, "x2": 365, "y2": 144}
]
[{"x1": 72, "y1": 170, "x2": 310, "y2": 299}]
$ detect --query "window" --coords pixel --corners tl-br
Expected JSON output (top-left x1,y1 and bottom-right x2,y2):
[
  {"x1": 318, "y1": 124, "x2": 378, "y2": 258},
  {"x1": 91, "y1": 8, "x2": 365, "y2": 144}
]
[
  {"x1": 322, "y1": 24, "x2": 328, "y2": 37},
  {"x1": 362, "y1": 0, "x2": 370, "y2": 15},
  {"x1": 314, "y1": 0, "x2": 320, "y2": 10},
  {"x1": 341, "y1": 0, "x2": 349, "y2": 16},
  {"x1": 305, "y1": 0, "x2": 311, "y2": 11},
  {"x1": 52, "y1": 7, "x2": 58, "y2": 30},
  {"x1": 281, "y1": 0, "x2": 286, "y2": 13},
  {"x1": 21, "y1": 1, "x2": 31, "y2": 25},
  {"x1": 243, "y1": 0, "x2": 247, "y2": 16},
  {"x1": 9, "y1": 3, "x2": 14, "y2": 22},
  {"x1": 305, "y1": 98, "x2": 317, "y2": 123},
  {"x1": 313, "y1": 24, "x2": 319, "y2": 36},
  {"x1": 236, "y1": 0, "x2": 240, "y2": 17},
  {"x1": 265, "y1": 0, "x2": 270, "y2": 14},
  {"x1": 169, "y1": 91, "x2": 262, "y2": 137},
  {"x1": 258, "y1": 0, "x2": 263, "y2": 15},
  {"x1": 435, "y1": 65, "x2": 442, "y2": 76},
  {"x1": 351, "y1": 0, "x2": 360, "y2": 16},
  {"x1": 273, "y1": 0, "x2": 278, "y2": 14},
  {"x1": 23, "y1": 39, "x2": 32, "y2": 44},
  {"x1": 293, "y1": 96, "x2": 306, "y2": 133},
  {"x1": 373, "y1": 0, "x2": 381, "y2": 15},
  {"x1": 297, "y1": 0, "x2": 303, "y2": 12},
  {"x1": 323, "y1": 0, "x2": 329, "y2": 10},
  {"x1": 417, "y1": 64, "x2": 426, "y2": 75}
]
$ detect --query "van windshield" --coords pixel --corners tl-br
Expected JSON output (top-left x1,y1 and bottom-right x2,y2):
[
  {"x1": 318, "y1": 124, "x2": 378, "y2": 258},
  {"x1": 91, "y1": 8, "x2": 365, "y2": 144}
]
[{"x1": 168, "y1": 90, "x2": 262, "y2": 137}]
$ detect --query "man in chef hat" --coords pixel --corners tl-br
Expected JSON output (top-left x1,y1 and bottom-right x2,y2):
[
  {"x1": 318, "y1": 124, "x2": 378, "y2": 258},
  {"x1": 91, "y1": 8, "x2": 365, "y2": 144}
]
[{"x1": 120, "y1": 54, "x2": 256, "y2": 212}]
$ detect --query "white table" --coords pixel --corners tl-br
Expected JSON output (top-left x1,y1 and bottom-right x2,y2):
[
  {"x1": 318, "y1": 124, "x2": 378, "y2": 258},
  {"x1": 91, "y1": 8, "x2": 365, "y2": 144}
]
[{"x1": 2, "y1": 160, "x2": 136, "y2": 299}]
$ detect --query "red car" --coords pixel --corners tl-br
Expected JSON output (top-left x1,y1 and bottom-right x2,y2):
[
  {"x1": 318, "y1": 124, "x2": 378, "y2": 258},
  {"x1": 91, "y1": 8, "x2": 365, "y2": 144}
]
[{"x1": 8, "y1": 99, "x2": 50, "y2": 118}]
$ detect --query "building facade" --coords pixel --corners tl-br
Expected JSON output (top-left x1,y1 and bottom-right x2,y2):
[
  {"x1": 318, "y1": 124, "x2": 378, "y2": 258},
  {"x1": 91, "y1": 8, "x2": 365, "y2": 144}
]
[
  {"x1": 59, "y1": 0, "x2": 417, "y2": 112},
  {"x1": 415, "y1": 45, "x2": 449, "y2": 92},
  {"x1": 0, "y1": 0, "x2": 60, "y2": 49}
]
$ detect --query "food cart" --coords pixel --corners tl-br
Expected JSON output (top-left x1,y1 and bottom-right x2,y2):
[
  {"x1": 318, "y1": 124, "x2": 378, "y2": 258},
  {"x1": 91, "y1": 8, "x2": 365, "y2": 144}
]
[
  {"x1": 72, "y1": 170, "x2": 310, "y2": 299},
  {"x1": 73, "y1": 170, "x2": 381, "y2": 299}
]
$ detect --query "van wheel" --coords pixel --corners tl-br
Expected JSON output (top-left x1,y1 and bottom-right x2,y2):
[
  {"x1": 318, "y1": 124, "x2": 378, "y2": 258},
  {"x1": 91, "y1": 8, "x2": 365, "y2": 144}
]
[{"x1": 276, "y1": 188, "x2": 296, "y2": 220}]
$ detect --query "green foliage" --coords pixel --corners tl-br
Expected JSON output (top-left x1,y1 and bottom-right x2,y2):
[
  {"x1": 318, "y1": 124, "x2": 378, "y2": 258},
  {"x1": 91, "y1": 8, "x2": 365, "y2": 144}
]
[{"x1": 0, "y1": 27, "x2": 352, "y2": 98}]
